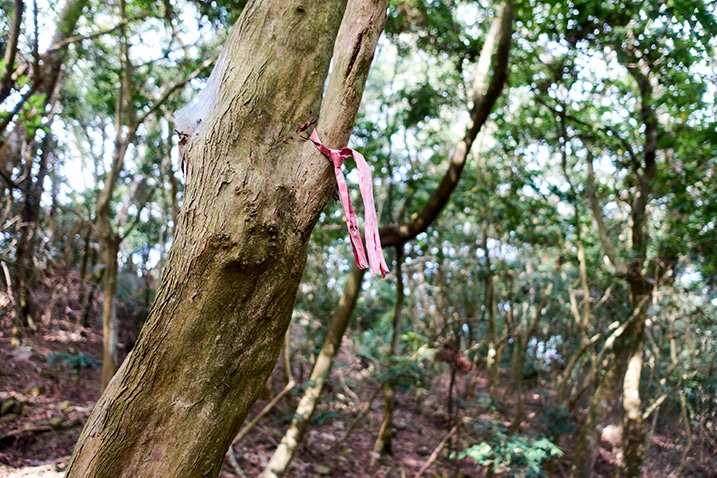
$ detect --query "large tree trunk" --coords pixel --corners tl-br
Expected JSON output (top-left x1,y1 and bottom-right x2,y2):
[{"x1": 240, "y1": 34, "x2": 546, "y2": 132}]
[{"x1": 66, "y1": 1, "x2": 351, "y2": 475}]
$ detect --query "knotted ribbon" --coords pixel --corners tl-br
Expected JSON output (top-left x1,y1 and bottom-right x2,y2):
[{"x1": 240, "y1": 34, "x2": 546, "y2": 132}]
[{"x1": 309, "y1": 130, "x2": 389, "y2": 278}]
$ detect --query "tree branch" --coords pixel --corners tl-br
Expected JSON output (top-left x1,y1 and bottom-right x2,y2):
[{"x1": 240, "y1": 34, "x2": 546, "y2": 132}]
[
  {"x1": 625, "y1": 65, "x2": 657, "y2": 268},
  {"x1": 0, "y1": 85, "x2": 39, "y2": 141},
  {"x1": 532, "y1": 88, "x2": 639, "y2": 167},
  {"x1": 0, "y1": 0, "x2": 24, "y2": 103},
  {"x1": 46, "y1": 14, "x2": 151, "y2": 53},
  {"x1": 585, "y1": 147, "x2": 626, "y2": 274},
  {"x1": 379, "y1": 3, "x2": 514, "y2": 247},
  {"x1": 414, "y1": 420, "x2": 461, "y2": 478}
]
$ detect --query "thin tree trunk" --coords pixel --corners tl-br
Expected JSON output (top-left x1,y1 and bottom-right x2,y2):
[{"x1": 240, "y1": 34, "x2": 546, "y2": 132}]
[
  {"x1": 95, "y1": 0, "x2": 132, "y2": 390},
  {"x1": 261, "y1": 264, "x2": 366, "y2": 477},
  {"x1": 0, "y1": 0, "x2": 88, "y2": 158},
  {"x1": 616, "y1": 56, "x2": 658, "y2": 478},
  {"x1": 0, "y1": 0, "x2": 24, "y2": 103},
  {"x1": 373, "y1": 245, "x2": 405, "y2": 458},
  {"x1": 482, "y1": 223, "x2": 499, "y2": 400},
  {"x1": 76, "y1": 224, "x2": 93, "y2": 326},
  {"x1": 99, "y1": 237, "x2": 120, "y2": 390},
  {"x1": 619, "y1": 279, "x2": 649, "y2": 477},
  {"x1": 510, "y1": 283, "x2": 552, "y2": 432},
  {"x1": 260, "y1": 4, "x2": 389, "y2": 477},
  {"x1": 621, "y1": 332, "x2": 646, "y2": 477},
  {"x1": 572, "y1": 45, "x2": 657, "y2": 476},
  {"x1": 12, "y1": 119, "x2": 55, "y2": 328},
  {"x1": 570, "y1": 359, "x2": 622, "y2": 477}
]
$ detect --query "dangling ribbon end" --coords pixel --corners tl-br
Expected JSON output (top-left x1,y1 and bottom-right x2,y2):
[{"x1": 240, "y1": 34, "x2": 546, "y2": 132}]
[
  {"x1": 379, "y1": 259, "x2": 389, "y2": 279},
  {"x1": 310, "y1": 129, "x2": 386, "y2": 278}
]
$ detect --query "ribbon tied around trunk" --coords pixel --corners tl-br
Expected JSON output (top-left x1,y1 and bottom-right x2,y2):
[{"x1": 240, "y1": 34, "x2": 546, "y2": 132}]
[{"x1": 309, "y1": 130, "x2": 389, "y2": 278}]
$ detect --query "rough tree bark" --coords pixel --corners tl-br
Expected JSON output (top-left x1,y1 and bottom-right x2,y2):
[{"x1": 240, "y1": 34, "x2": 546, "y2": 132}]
[
  {"x1": 262, "y1": 5, "x2": 514, "y2": 476},
  {"x1": 66, "y1": 1, "x2": 351, "y2": 475}
]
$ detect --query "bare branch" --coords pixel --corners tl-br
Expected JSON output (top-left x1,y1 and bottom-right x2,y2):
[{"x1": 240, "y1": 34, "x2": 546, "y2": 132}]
[
  {"x1": 585, "y1": 148, "x2": 626, "y2": 274},
  {"x1": 380, "y1": 3, "x2": 514, "y2": 247},
  {"x1": 414, "y1": 420, "x2": 462, "y2": 478},
  {"x1": 46, "y1": 14, "x2": 151, "y2": 53}
]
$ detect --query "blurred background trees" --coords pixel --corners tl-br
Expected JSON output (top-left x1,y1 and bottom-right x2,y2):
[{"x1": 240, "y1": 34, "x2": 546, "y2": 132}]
[{"x1": 1, "y1": 0, "x2": 715, "y2": 476}]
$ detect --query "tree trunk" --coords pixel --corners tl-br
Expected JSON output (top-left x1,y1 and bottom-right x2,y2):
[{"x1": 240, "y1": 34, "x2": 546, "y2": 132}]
[
  {"x1": 259, "y1": 2, "x2": 390, "y2": 475},
  {"x1": 99, "y1": 236, "x2": 120, "y2": 390},
  {"x1": 12, "y1": 122, "x2": 55, "y2": 328},
  {"x1": 261, "y1": 264, "x2": 366, "y2": 477},
  {"x1": 619, "y1": 279, "x2": 649, "y2": 477},
  {"x1": 621, "y1": 333, "x2": 646, "y2": 477},
  {"x1": 570, "y1": 371, "x2": 617, "y2": 477},
  {"x1": 482, "y1": 222, "x2": 499, "y2": 400},
  {"x1": 2, "y1": 0, "x2": 88, "y2": 328},
  {"x1": 66, "y1": 1, "x2": 351, "y2": 476},
  {"x1": 0, "y1": 0, "x2": 23, "y2": 104},
  {"x1": 374, "y1": 246, "x2": 405, "y2": 457},
  {"x1": 510, "y1": 283, "x2": 552, "y2": 432},
  {"x1": 570, "y1": 304, "x2": 646, "y2": 478},
  {"x1": 0, "y1": 0, "x2": 88, "y2": 163},
  {"x1": 572, "y1": 42, "x2": 657, "y2": 476}
]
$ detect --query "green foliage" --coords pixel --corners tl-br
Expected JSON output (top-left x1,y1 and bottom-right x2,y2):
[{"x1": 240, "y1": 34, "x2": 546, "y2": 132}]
[
  {"x1": 312, "y1": 408, "x2": 339, "y2": 426},
  {"x1": 399, "y1": 82, "x2": 451, "y2": 128},
  {"x1": 379, "y1": 356, "x2": 430, "y2": 391},
  {"x1": 355, "y1": 320, "x2": 392, "y2": 364},
  {"x1": 191, "y1": 0, "x2": 248, "y2": 28},
  {"x1": 385, "y1": 0, "x2": 486, "y2": 65},
  {"x1": 400, "y1": 330, "x2": 429, "y2": 352},
  {"x1": 461, "y1": 421, "x2": 563, "y2": 477},
  {"x1": 539, "y1": 405, "x2": 575, "y2": 438},
  {"x1": 47, "y1": 351, "x2": 100, "y2": 373}
]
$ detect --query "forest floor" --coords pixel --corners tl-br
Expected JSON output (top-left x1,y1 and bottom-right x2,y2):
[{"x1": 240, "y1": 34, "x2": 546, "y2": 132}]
[{"x1": 1, "y1": 319, "x2": 714, "y2": 478}]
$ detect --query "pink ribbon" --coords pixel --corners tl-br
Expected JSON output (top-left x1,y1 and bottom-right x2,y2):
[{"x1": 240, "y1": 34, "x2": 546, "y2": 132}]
[{"x1": 309, "y1": 130, "x2": 389, "y2": 278}]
